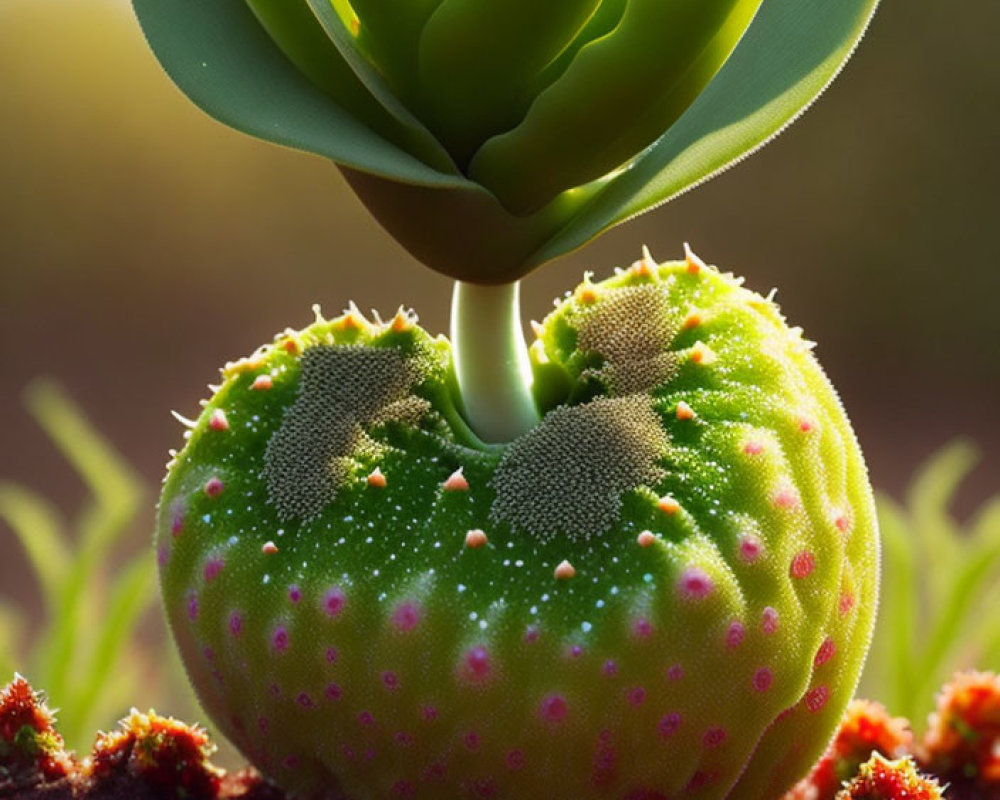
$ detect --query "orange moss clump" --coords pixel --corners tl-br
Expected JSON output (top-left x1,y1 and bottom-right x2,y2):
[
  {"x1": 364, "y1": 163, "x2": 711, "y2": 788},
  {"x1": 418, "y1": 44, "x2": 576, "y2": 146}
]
[
  {"x1": 785, "y1": 700, "x2": 913, "y2": 800},
  {"x1": 85, "y1": 709, "x2": 222, "y2": 799},
  {"x1": 835, "y1": 754, "x2": 942, "y2": 800},
  {"x1": 919, "y1": 670, "x2": 1000, "y2": 794},
  {"x1": 0, "y1": 674, "x2": 73, "y2": 792}
]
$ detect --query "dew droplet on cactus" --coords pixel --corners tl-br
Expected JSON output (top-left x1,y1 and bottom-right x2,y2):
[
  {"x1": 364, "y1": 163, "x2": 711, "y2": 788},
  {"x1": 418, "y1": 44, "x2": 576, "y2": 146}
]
[{"x1": 156, "y1": 251, "x2": 879, "y2": 800}]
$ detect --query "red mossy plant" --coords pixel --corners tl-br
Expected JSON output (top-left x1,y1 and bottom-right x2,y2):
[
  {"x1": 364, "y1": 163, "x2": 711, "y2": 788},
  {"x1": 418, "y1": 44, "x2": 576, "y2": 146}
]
[
  {"x1": 835, "y1": 754, "x2": 942, "y2": 800},
  {"x1": 0, "y1": 675, "x2": 73, "y2": 793},
  {"x1": 918, "y1": 671, "x2": 1000, "y2": 797}
]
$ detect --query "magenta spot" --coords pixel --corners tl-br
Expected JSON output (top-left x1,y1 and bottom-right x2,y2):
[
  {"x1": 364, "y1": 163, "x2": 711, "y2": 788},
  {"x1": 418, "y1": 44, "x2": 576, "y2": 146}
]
[
  {"x1": 341, "y1": 745, "x2": 356, "y2": 762},
  {"x1": 666, "y1": 663, "x2": 685, "y2": 682},
  {"x1": 391, "y1": 601, "x2": 421, "y2": 631},
  {"x1": 382, "y1": 671, "x2": 400, "y2": 690},
  {"x1": 627, "y1": 687, "x2": 647, "y2": 707},
  {"x1": 805, "y1": 685, "x2": 830, "y2": 713},
  {"x1": 281, "y1": 755, "x2": 300, "y2": 770},
  {"x1": 394, "y1": 731, "x2": 414, "y2": 748},
  {"x1": 423, "y1": 762, "x2": 447, "y2": 782},
  {"x1": 204, "y1": 477, "x2": 224, "y2": 498},
  {"x1": 288, "y1": 584, "x2": 302, "y2": 604},
  {"x1": 187, "y1": 592, "x2": 198, "y2": 621},
  {"x1": 791, "y1": 550, "x2": 816, "y2": 579},
  {"x1": 322, "y1": 586, "x2": 346, "y2": 617},
  {"x1": 702, "y1": 727, "x2": 727, "y2": 748},
  {"x1": 753, "y1": 668, "x2": 773, "y2": 693},
  {"x1": 738, "y1": 534, "x2": 763, "y2": 563},
  {"x1": 358, "y1": 710, "x2": 375, "y2": 727},
  {"x1": 297, "y1": 692, "x2": 315, "y2": 709},
  {"x1": 422, "y1": 706, "x2": 439, "y2": 722},
  {"x1": 540, "y1": 694, "x2": 568, "y2": 724},
  {"x1": 506, "y1": 749, "x2": 525, "y2": 771},
  {"x1": 463, "y1": 731, "x2": 481, "y2": 751},
  {"x1": 632, "y1": 617, "x2": 654, "y2": 639},
  {"x1": 773, "y1": 486, "x2": 800, "y2": 509},
  {"x1": 743, "y1": 441, "x2": 765, "y2": 456},
  {"x1": 460, "y1": 645, "x2": 492, "y2": 683},
  {"x1": 658, "y1": 713, "x2": 681, "y2": 739},
  {"x1": 761, "y1": 606, "x2": 779, "y2": 635},
  {"x1": 524, "y1": 624, "x2": 540, "y2": 643},
  {"x1": 325, "y1": 647, "x2": 338, "y2": 663},
  {"x1": 726, "y1": 620, "x2": 746, "y2": 649},
  {"x1": 271, "y1": 626, "x2": 289, "y2": 652},
  {"x1": 814, "y1": 637, "x2": 836, "y2": 667},
  {"x1": 203, "y1": 647, "x2": 215, "y2": 662},
  {"x1": 835, "y1": 514, "x2": 851, "y2": 533},
  {"x1": 269, "y1": 683, "x2": 282, "y2": 696},
  {"x1": 798, "y1": 418, "x2": 814, "y2": 433},
  {"x1": 569, "y1": 645, "x2": 584, "y2": 659},
  {"x1": 469, "y1": 778, "x2": 497, "y2": 799},
  {"x1": 170, "y1": 502, "x2": 185, "y2": 538},
  {"x1": 839, "y1": 591, "x2": 856, "y2": 616},
  {"x1": 324, "y1": 683, "x2": 342, "y2": 701},
  {"x1": 157, "y1": 545, "x2": 170, "y2": 568},
  {"x1": 591, "y1": 741, "x2": 616, "y2": 788},
  {"x1": 678, "y1": 567, "x2": 714, "y2": 601},
  {"x1": 204, "y1": 556, "x2": 224, "y2": 583},
  {"x1": 392, "y1": 780, "x2": 414, "y2": 799},
  {"x1": 603, "y1": 660, "x2": 618, "y2": 677}
]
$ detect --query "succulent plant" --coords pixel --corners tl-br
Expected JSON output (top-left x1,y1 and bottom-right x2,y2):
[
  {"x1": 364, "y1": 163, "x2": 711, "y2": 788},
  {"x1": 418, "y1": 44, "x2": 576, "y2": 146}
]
[
  {"x1": 834, "y1": 754, "x2": 942, "y2": 800},
  {"x1": 155, "y1": 254, "x2": 878, "y2": 799}
]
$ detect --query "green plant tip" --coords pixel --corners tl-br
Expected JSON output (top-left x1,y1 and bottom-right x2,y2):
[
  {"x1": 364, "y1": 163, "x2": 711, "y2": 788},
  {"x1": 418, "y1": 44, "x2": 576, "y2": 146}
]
[{"x1": 157, "y1": 248, "x2": 879, "y2": 799}]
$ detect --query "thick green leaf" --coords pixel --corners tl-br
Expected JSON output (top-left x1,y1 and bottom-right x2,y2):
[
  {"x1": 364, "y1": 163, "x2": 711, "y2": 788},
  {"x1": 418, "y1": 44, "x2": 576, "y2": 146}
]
[
  {"x1": 131, "y1": 0, "x2": 465, "y2": 187},
  {"x1": 532, "y1": 0, "x2": 880, "y2": 267}
]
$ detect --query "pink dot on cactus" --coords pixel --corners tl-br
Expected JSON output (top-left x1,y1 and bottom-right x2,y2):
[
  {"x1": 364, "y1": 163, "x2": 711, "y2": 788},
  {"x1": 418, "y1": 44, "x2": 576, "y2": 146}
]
[
  {"x1": 288, "y1": 584, "x2": 302, "y2": 603},
  {"x1": 798, "y1": 417, "x2": 814, "y2": 433},
  {"x1": 325, "y1": 647, "x2": 338, "y2": 663},
  {"x1": 297, "y1": 692, "x2": 315, "y2": 709},
  {"x1": 262, "y1": 541, "x2": 278, "y2": 555},
  {"x1": 422, "y1": 706, "x2": 438, "y2": 722},
  {"x1": 229, "y1": 612, "x2": 243, "y2": 637},
  {"x1": 569, "y1": 645, "x2": 584, "y2": 659},
  {"x1": 257, "y1": 716, "x2": 269, "y2": 734},
  {"x1": 738, "y1": 534, "x2": 763, "y2": 563},
  {"x1": 805, "y1": 685, "x2": 830, "y2": 713},
  {"x1": 835, "y1": 513, "x2": 851, "y2": 533},
  {"x1": 839, "y1": 590, "x2": 856, "y2": 616},
  {"x1": 666, "y1": 663, "x2": 684, "y2": 682},
  {"x1": 461, "y1": 646, "x2": 492, "y2": 683},
  {"x1": 726, "y1": 620, "x2": 746, "y2": 649},
  {"x1": 391, "y1": 601, "x2": 421, "y2": 631},
  {"x1": 524, "y1": 624, "x2": 540, "y2": 643},
  {"x1": 204, "y1": 556, "x2": 224, "y2": 583},
  {"x1": 773, "y1": 485, "x2": 800, "y2": 509},
  {"x1": 506, "y1": 749, "x2": 526, "y2": 771},
  {"x1": 540, "y1": 694, "x2": 568, "y2": 724},
  {"x1": 632, "y1": 618, "x2": 654, "y2": 639},
  {"x1": 392, "y1": 780, "x2": 414, "y2": 798},
  {"x1": 627, "y1": 687, "x2": 647, "y2": 706},
  {"x1": 702, "y1": 727, "x2": 727, "y2": 748},
  {"x1": 463, "y1": 731, "x2": 480, "y2": 751},
  {"x1": 678, "y1": 567, "x2": 714, "y2": 601},
  {"x1": 322, "y1": 587, "x2": 346, "y2": 617},
  {"x1": 394, "y1": 732, "x2": 414, "y2": 747},
  {"x1": 269, "y1": 683, "x2": 282, "y2": 696},
  {"x1": 423, "y1": 762, "x2": 446, "y2": 782},
  {"x1": 271, "y1": 627, "x2": 289, "y2": 652},
  {"x1": 603, "y1": 660, "x2": 618, "y2": 677},
  {"x1": 761, "y1": 606, "x2": 779, "y2": 635},
  {"x1": 637, "y1": 530, "x2": 656, "y2": 548},
  {"x1": 753, "y1": 668, "x2": 773, "y2": 693},
  {"x1": 382, "y1": 671, "x2": 400, "y2": 690},
  {"x1": 204, "y1": 477, "x2": 224, "y2": 498},
  {"x1": 171, "y1": 505, "x2": 185, "y2": 537},
  {"x1": 658, "y1": 713, "x2": 681, "y2": 738},
  {"x1": 743, "y1": 441, "x2": 765, "y2": 456},
  {"x1": 187, "y1": 592, "x2": 198, "y2": 621},
  {"x1": 252, "y1": 374, "x2": 273, "y2": 391},
  {"x1": 324, "y1": 683, "x2": 342, "y2": 701},
  {"x1": 790, "y1": 550, "x2": 816, "y2": 579},
  {"x1": 209, "y1": 408, "x2": 229, "y2": 431},
  {"x1": 203, "y1": 647, "x2": 215, "y2": 662},
  {"x1": 358, "y1": 710, "x2": 376, "y2": 727},
  {"x1": 814, "y1": 637, "x2": 836, "y2": 667},
  {"x1": 157, "y1": 545, "x2": 170, "y2": 567}
]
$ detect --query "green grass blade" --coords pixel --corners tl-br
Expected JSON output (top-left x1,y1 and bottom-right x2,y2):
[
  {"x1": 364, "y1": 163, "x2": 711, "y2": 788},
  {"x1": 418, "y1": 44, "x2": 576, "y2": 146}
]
[
  {"x1": 0, "y1": 601, "x2": 24, "y2": 682},
  {"x1": 63, "y1": 556, "x2": 158, "y2": 747},
  {"x1": 0, "y1": 483, "x2": 70, "y2": 617}
]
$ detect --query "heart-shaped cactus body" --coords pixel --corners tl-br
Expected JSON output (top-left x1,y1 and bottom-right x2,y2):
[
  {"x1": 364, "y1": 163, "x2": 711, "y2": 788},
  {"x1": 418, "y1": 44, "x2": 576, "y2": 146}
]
[{"x1": 157, "y1": 252, "x2": 878, "y2": 800}]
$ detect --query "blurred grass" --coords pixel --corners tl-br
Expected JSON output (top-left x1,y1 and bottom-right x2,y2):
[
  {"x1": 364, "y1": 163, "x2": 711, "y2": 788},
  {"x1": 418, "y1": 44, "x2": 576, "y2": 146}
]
[{"x1": 860, "y1": 441, "x2": 1000, "y2": 726}]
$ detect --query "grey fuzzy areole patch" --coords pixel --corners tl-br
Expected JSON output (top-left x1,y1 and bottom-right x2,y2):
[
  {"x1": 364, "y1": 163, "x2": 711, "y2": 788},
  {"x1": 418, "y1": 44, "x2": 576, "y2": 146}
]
[
  {"x1": 490, "y1": 395, "x2": 669, "y2": 540},
  {"x1": 263, "y1": 345, "x2": 428, "y2": 521}
]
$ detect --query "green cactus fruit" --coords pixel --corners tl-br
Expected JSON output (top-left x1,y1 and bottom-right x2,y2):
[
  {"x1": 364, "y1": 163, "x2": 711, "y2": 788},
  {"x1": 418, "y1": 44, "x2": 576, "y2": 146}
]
[{"x1": 157, "y1": 249, "x2": 878, "y2": 800}]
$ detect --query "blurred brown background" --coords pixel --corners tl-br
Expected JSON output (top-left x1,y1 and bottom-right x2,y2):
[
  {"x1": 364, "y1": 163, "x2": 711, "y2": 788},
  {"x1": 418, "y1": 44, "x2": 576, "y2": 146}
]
[{"x1": 1, "y1": 0, "x2": 997, "y2": 701}]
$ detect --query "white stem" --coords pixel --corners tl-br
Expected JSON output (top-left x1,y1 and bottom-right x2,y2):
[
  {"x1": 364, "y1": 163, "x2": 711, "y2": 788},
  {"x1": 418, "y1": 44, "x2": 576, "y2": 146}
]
[{"x1": 450, "y1": 281, "x2": 539, "y2": 443}]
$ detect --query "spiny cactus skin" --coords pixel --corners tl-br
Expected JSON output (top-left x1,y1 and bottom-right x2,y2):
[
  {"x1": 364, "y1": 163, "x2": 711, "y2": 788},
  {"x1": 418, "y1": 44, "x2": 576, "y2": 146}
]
[
  {"x1": 156, "y1": 251, "x2": 878, "y2": 800},
  {"x1": 834, "y1": 755, "x2": 942, "y2": 800},
  {"x1": 0, "y1": 675, "x2": 73, "y2": 793}
]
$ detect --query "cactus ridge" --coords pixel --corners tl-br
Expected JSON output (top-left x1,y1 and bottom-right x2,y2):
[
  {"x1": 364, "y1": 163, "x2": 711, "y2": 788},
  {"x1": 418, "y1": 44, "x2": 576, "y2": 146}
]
[{"x1": 157, "y1": 251, "x2": 878, "y2": 800}]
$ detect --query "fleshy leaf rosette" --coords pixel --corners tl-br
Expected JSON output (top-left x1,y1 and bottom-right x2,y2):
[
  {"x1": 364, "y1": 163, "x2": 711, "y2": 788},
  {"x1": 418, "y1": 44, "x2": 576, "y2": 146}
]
[
  {"x1": 157, "y1": 254, "x2": 879, "y2": 799},
  {"x1": 132, "y1": 0, "x2": 879, "y2": 283}
]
